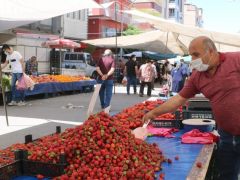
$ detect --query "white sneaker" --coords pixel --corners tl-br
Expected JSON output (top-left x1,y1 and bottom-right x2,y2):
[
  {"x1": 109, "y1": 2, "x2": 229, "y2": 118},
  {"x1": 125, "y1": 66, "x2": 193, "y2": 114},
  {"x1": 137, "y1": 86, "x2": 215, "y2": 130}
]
[
  {"x1": 8, "y1": 101, "x2": 17, "y2": 106},
  {"x1": 17, "y1": 101, "x2": 26, "y2": 106}
]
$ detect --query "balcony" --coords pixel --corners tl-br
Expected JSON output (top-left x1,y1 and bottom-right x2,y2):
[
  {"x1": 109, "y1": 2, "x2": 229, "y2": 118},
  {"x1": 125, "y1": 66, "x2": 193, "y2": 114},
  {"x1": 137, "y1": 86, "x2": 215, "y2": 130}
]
[{"x1": 89, "y1": 4, "x2": 131, "y2": 25}]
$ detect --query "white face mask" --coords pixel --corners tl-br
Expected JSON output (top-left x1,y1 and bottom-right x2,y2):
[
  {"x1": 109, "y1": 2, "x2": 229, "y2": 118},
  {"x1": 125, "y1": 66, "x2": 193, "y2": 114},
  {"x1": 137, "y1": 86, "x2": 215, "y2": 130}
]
[{"x1": 190, "y1": 58, "x2": 209, "y2": 72}]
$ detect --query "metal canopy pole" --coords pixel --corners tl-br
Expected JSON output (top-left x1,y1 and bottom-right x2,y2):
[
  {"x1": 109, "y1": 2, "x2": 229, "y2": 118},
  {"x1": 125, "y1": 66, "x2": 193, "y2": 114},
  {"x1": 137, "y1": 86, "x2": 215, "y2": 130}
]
[
  {"x1": 0, "y1": 56, "x2": 9, "y2": 126},
  {"x1": 114, "y1": 0, "x2": 118, "y2": 94}
]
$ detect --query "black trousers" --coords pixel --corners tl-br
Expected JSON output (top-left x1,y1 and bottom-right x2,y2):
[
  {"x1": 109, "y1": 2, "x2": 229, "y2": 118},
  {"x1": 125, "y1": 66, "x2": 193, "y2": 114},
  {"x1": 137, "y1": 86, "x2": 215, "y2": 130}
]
[{"x1": 139, "y1": 81, "x2": 152, "y2": 96}]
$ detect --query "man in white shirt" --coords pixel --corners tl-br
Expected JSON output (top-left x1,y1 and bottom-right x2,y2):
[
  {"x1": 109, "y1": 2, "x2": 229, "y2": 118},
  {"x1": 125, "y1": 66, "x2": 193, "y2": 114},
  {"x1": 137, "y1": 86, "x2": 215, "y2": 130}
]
[{"x1": 1, "y1": 44, "x2": 25, "y2": 106}]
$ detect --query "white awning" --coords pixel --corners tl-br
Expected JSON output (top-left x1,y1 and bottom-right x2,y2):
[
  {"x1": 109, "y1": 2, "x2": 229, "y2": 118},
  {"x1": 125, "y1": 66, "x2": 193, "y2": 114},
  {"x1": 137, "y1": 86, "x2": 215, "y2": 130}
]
[
  {"x1": 0, "y1": 0, "x2": 102, "y2": 31},
  {"x1": 82, "y1": 30, "x2": 187, "y2": 55},
  {"x1": 123, "y1": 9, "x2": 240, "y2": 50}
]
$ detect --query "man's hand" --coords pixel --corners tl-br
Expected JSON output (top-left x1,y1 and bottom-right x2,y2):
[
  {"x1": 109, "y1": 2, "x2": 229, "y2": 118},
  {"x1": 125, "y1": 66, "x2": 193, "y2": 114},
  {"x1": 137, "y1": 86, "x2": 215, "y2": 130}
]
[
  {"x1": 142, "y1": 111, "x2": 156, "y2": 123},
  {"x1": 101, "y1": 74, "x2": 108, "y2": 80}
]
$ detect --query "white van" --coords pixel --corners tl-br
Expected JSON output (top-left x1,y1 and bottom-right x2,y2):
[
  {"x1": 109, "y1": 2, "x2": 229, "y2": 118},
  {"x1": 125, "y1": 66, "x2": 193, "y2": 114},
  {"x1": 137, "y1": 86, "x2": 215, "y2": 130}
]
[{"x1": 61, "y1": 52, "x2": 97, "y2": 78}]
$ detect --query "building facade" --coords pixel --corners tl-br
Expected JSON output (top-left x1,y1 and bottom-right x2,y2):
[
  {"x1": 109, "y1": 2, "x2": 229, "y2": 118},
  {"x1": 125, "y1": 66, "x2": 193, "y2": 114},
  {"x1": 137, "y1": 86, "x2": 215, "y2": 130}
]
[
  {"x1": 88, "y1": 0, "x2": 132, "y2": 60},
  {"x1": 0, "y1": 9, "x2": 89, "y2": 74},
  {"x1": 161, "y1": 0, "x2": 184, "y2": 23},
  {"x1": 183, "y1": 3, "x2": 203, "y2": 27}
]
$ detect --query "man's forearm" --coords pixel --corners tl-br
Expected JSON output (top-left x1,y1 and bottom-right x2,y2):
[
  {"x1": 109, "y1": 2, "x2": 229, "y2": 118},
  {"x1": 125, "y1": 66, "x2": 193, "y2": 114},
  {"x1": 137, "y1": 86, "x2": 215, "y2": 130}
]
[
  {"x1": 107, "y1": 68, "x2": 114, "y2": 76},
  {"x1": 151, "y1": 95, "x2": 187, "y2": 118},
  {"x1": 96, "y1": 67, "x2": 103, "y2": 76}
]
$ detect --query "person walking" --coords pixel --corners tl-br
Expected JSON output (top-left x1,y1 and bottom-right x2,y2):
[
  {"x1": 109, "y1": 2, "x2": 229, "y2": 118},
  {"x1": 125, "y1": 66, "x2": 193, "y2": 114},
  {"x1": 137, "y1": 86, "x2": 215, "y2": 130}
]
[
  {"x1": 139, "y1": 59, "x2": 155, "y2": 97},
  {"x1": 1, "y1": 44, "x2": 26, "y2": 106},
  {"x1": 96, "y1": 49, "x2": 115, "y2": 110},
  {"x1": 143, "y1": 36, "x2": 240, "y2": 180},
  {"x1": 124, "y1": 55, "x2": 138, "y2": 95}
]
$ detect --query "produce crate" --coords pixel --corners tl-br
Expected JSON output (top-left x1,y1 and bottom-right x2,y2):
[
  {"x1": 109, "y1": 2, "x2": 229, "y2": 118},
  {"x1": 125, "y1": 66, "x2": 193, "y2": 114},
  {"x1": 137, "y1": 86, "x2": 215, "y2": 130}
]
[
  {"x1": 22, "y1": 159, "x2": 66, "y2": 177},
  {"x1": 182, "y1": 110, "x2": 214, "y2": 120},
  {"x1": 0, "y1": 149, "x2": 67, "y2": 179},
  {"x1": 151, "y1": 119, "x2": 181, "y2": 128},
  {"x1": 151, "y1": 111, "x2": 181, "y2": 128},
  {"x1": 0, "y1": 161, "x2": 21, "y2": 180}
]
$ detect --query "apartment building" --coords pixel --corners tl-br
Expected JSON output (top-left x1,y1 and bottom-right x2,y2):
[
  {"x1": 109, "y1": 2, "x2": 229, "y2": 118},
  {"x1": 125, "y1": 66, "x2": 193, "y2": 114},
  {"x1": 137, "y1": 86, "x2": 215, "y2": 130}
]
[
  {"x1": 183, "y1": 3, "x2": 203, "y2": 27},
  {"x1": 88, "y1": 0, "x2": 132, "y2": 59}
]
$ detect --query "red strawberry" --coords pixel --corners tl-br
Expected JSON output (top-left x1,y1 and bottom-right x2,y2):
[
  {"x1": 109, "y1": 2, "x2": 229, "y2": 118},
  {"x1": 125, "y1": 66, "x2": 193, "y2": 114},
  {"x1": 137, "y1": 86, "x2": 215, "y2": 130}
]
[{"x1": 196, "y1": 162, "x2": 202, "y2": 168}]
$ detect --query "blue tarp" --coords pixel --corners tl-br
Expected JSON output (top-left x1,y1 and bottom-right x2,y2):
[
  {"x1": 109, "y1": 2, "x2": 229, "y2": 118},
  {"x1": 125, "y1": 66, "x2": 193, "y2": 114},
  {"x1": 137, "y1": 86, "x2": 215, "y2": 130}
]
[
  {"x1": 15, "y1": 131, "x2": 203, "y2": 180},
  {"x1": 24, "y1": 80, "x2": 96, "y2": 96},
  {"x1": 147, "y1": 131, "x2": 203, "y2": 180}
]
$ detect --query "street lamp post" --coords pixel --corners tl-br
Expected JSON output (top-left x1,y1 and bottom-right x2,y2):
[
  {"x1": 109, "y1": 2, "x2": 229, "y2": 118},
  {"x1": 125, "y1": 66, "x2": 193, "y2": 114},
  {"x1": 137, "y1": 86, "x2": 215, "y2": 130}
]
[{"x1": 114, "y1": 1, "x2": 118, "y2": 94}]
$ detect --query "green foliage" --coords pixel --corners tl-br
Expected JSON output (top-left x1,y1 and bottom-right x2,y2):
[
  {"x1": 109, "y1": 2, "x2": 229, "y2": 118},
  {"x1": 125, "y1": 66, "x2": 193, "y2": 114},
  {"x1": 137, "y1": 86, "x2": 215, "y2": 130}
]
[
  {"x1": 122, "y1": 25, "x2": 142, "y2": 36},
  {"x1": 1, "y1": 75, "x2": 11, "y2": 91}
]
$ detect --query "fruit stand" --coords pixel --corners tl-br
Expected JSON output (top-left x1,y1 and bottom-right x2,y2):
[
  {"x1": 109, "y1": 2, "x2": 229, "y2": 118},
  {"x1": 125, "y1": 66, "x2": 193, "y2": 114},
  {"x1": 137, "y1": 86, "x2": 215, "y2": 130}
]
[
  {"x1": 0, "y1": 98, "x2": 216, "y2": 180},
  {"x1": 24, "y1": 75, "x2": 96, "y2": 97}
]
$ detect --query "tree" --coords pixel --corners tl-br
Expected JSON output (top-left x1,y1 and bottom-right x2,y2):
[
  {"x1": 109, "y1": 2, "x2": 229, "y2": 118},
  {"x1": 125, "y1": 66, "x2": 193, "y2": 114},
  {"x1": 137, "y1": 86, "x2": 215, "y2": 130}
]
[{"x1": 122, "y1": 25, "x2": 142, "y2": 36}]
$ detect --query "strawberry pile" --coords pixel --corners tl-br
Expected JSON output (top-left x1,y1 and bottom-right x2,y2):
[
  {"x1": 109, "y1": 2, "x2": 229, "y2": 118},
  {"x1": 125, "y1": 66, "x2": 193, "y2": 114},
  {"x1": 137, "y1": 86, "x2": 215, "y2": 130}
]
[
  {"x1": 56, "y1": 113, "x2": 164, "y2": 179},
  {"x1": 0, "y1": 99, "x2": 179, "y2": 178},
  {"x1": 113, "y1": 100, "x2": 166, "y2": 129}
]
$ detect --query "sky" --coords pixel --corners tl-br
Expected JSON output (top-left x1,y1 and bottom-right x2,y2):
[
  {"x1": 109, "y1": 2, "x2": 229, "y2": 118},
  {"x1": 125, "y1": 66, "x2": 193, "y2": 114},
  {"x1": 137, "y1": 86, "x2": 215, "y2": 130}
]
[{"x1": 186, "y1": 0, "x2": 240, "y2": 33}]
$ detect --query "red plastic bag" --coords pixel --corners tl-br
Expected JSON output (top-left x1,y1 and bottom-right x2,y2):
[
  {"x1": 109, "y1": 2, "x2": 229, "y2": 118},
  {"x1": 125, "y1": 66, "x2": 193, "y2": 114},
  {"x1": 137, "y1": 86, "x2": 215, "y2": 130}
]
[
  {"x1": 147, "y1": 125, "x2": 179, "y2": 138},
  {"x1": 181, "y1": 129, "x2": 219, "y2": 144}
]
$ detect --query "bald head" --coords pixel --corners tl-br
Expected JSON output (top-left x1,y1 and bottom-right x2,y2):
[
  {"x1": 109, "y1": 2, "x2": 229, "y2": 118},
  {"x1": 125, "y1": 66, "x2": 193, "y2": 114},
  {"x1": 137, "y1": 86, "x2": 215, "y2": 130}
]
[{"x1": 190, "y1": 36, "x2": 217, "y2": 52}]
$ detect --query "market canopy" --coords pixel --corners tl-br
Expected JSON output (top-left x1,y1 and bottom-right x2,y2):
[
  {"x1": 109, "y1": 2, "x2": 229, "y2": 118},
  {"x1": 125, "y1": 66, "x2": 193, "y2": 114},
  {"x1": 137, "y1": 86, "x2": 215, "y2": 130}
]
[
  {"x1": 123, "y1": 51, "x2": 177, "y2": 60},
  {"x1": 82, "y1": 30, "x2": 188, "y2": 55},
  {"x1": 123, "y1": 9, "x2": 240, "y2": 51},
  {"x1": 0, "y1": 0, "x2": 102, "y2": 32}
]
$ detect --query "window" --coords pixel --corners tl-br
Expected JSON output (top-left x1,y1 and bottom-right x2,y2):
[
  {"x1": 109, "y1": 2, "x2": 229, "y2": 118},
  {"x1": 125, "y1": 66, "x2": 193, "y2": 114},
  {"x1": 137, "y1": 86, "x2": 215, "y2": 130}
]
[
  {"x1": 82, "y1": 10, "x2": 85, "y2": 21},
  {"x1": 77, "y1": 54, "x2": 84, "y2": 62},
  {"x1": 65, "y1": 54, "x2": 70, "y2": 60},
  {"x1": 78, "y1": 11, "x2": 81, "y2": 20},
  {"x1": 70, "y1": 54, "x2": 77, "y2": 61},
  {"x1": 169, "y1": 8, "x2": 175, "y2": 17}
]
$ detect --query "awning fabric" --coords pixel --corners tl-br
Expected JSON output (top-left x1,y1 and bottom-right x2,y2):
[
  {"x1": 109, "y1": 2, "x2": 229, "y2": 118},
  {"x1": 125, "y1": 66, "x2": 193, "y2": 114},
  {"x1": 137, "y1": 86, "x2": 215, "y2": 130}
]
[
  {"x1": 0, "y1": 0, "x2": 102, "y2": 31},
  {"x1": 123, "y1": 9, "x2": 240, "y2": 51},
  {"x1": 41, "y1": 39, "x2": 81, "y2": 49},
  {"x1": 82, "y1": 30, "x2": 188, "y2": 55}
]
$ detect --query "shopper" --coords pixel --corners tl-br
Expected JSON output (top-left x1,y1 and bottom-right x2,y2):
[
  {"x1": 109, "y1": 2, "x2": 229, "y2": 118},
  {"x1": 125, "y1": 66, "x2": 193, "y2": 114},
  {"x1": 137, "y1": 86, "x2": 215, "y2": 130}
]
[
  {"x1": 151, "y1": 60, "x2": 157, "y2": 90},
  {"x1": 139, "y1": 59, "x2": 155, "y2": 97},
  {"x1": 143, "y1": 36, "x2": 240, "y2": 180},
  {"x1": 171, "y1": 62, "x2": 185, "y2": 93},
  {"x1": 25, "y1": 56, "x2": 38, "y2": 76},
  {"x1": 178, "y1": 59, "x2": 190, "y2": 90},
  {"x1": 1, "y1": 44, "x2": 26, "y2": 106},
  {"x1": 124, "y1": 55, "x2": 138, "y2": 95},
  {"x1": 96, "y1": 49, "x2": 115, "y2": 110}
]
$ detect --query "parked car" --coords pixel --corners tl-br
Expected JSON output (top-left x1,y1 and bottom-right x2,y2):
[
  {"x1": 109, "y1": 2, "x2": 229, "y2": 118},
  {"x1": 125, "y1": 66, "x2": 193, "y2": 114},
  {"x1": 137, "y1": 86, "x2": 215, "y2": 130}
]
[{"x1": 62, "y1": 52, "x2": 97, "y2": 79}]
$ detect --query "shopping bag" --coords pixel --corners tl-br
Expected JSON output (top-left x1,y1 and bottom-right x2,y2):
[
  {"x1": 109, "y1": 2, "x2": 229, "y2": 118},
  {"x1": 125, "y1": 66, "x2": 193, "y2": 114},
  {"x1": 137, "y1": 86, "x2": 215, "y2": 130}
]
[
  {"x1": 23, "y1": 74, "x2": 35, "y2": 90},
  {"x1": 122, "y1": 76, "x2": 127, "y2": 86},
  {"x1": 16, "y1": 75, "x2": 27, "y2": 90},
  {"x1": 16, "y1": 74, "x2": 35, "y2": 91}
]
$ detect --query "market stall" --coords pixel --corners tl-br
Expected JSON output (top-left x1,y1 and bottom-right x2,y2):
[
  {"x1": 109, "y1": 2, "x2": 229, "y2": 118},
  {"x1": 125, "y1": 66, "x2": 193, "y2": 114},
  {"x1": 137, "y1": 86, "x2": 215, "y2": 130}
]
[
  {"x1": 0, "y1": 98, "x2": 217, "y2": 180},
  {"x1": 24, "y1": 80, "x2": 96, "y2": 97}
]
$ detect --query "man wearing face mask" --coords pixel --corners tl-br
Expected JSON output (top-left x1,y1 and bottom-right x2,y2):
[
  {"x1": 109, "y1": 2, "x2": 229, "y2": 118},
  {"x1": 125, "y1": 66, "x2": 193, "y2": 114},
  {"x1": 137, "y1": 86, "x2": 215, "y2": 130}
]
[
  {"x1": 1, "y1": 44, "x2": 25, "y2": 106},
  {"x1": 143, "y1": 36, "x2": 240, "y2": 180}
]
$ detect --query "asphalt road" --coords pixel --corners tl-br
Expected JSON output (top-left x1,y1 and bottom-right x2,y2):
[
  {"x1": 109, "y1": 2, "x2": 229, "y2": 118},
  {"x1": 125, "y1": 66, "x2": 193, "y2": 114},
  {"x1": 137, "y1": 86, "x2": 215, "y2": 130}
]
[
  {"x1": 0, "y1": 86, "x2": 153, "y2": 122},
  {"x1": 0, "y1": 85, "x2": 160, "y2": 148}
]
